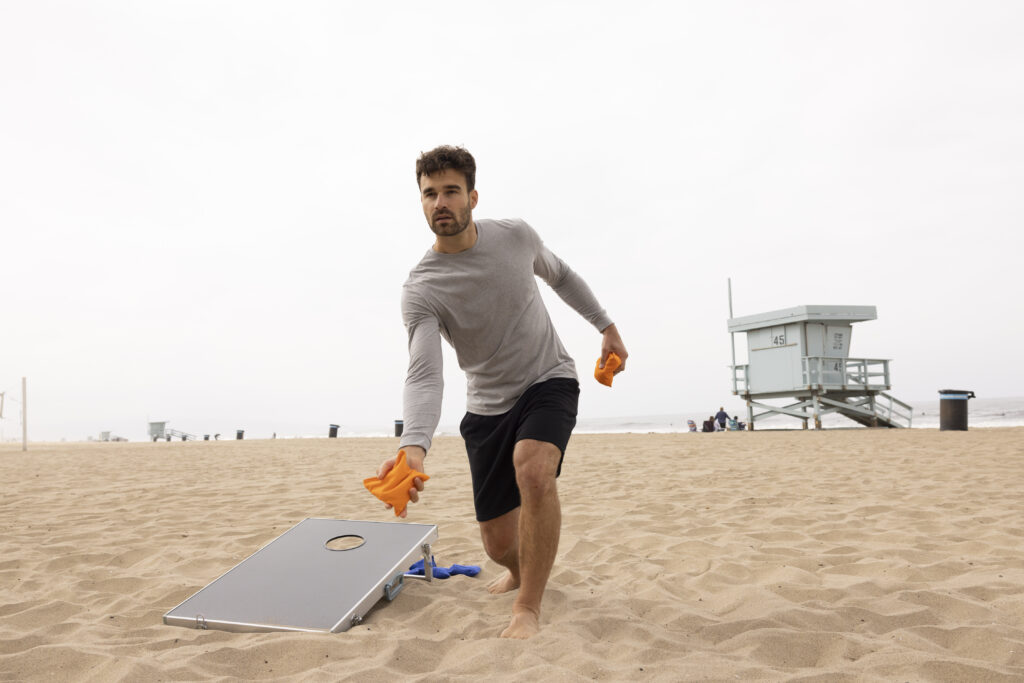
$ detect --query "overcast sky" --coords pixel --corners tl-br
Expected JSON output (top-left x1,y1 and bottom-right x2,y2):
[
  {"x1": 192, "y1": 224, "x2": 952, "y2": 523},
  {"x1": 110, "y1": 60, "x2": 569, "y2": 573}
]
[{"x1": 2, "y1": 1, "x2": 1022, "y2": 441}]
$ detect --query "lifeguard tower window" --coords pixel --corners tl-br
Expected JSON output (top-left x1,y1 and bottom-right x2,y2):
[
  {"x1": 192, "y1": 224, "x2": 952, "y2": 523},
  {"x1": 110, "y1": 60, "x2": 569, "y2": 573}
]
[{"x1": 727, "y1": 305, "x2": 912, "y2": 430}]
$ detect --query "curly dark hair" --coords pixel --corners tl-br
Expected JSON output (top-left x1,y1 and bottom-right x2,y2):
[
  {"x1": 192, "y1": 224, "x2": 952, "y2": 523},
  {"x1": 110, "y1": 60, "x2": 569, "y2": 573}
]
[{"x1": 415, "y1": 145, "x2": 476, "y2": 191}]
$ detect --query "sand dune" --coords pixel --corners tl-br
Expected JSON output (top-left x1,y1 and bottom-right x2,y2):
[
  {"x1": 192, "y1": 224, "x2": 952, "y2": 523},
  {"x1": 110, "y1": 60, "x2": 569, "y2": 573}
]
[{"x1": 2, "y1": 428, "x2": 1023, "y2": 681}]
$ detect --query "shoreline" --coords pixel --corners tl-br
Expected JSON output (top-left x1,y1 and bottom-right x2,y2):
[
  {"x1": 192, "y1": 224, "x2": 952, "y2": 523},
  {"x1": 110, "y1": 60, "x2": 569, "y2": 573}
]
[
  {"x1": 6, "y1": 421, "x2": 1023, "y2": 448},
  {"x1": 11, "y1": 396, "x2": 1023, "y2": 444}
]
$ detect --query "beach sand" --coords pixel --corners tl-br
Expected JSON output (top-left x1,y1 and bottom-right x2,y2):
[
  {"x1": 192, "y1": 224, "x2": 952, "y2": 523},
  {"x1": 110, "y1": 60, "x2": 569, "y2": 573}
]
[{"x1": 2, "y1": 428, "x2": 1023, "y2": 681}]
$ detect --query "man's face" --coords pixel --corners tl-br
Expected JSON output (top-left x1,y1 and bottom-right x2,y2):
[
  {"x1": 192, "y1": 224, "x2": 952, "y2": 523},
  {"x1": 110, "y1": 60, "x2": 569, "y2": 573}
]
[{"x1": 419, "y1": 169, "x2": 478, "y2": 237}]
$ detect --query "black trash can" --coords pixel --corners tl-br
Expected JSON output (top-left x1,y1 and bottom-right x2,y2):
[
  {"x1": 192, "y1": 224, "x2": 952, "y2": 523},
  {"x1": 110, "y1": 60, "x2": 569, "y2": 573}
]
[
  {"x1": 204, "y1": 435, "x2": 210, "y2": 441},
  {"x1": 328, "y1": 424, "x2": 339, "y2": 438},
  {"x1": 236, "y1": 429, "x2": 244, "y2": 440},
  {"x1": 394, "y1": 420, "x2": 404, "y2": 437},
  {"x1": 939, "y1": 390, "x2": 975, "y2": 431}
]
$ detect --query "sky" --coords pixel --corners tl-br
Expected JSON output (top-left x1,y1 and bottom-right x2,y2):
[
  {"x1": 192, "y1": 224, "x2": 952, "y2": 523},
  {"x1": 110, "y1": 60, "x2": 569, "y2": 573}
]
[{"x1": 2, "y1": 1, "x2": 1022, "y2": 441}]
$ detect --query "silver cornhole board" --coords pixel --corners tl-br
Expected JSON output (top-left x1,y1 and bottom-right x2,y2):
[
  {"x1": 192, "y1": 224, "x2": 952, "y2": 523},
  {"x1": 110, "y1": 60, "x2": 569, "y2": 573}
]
[{"x1": 163, "y1": 518, "x2": 438, "y2": 633}]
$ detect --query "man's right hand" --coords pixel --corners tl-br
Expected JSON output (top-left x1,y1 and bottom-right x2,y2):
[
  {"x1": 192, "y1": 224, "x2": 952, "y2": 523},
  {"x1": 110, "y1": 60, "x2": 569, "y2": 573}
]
[{"x1": 375, "y1": 446, "x2": 427, "y2": 518}]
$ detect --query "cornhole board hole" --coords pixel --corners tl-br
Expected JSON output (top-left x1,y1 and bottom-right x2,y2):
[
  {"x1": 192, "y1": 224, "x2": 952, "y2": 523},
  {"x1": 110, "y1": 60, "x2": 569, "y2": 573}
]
[{"x1": 163, "y1": 518, "x2": 438, "y2": 633}]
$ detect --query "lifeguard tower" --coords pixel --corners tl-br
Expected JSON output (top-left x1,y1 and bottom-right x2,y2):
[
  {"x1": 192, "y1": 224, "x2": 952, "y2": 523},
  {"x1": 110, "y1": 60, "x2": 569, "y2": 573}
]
[
  {"x1": 727, "y1": 305, "x2": 912, "y2": 429},
  {"x1": 148, "y1": 421, "x2": 167, "y2": 441}
]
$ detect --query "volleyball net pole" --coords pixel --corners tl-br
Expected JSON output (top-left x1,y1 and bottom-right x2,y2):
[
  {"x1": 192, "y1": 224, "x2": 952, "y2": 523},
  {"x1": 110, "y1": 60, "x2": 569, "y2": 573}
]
[
  {"x1": 21, "y1": 377, "x2": 27, "y2": 452},
  {"x1": 0, "y1": 378, "x2": 30, "y2": 450}
]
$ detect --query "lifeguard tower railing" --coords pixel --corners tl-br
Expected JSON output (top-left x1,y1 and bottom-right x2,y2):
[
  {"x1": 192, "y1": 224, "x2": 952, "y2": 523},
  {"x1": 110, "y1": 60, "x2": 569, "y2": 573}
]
[
  {"x1": 731, "y1": 356, "x2": 892, "y2": 394},
  {"x1": 803, "y1": 356, "x2": 890, "y2": 390},
  {"x1": 731, "y1": 357, "x2": 913, "y2": 428}
]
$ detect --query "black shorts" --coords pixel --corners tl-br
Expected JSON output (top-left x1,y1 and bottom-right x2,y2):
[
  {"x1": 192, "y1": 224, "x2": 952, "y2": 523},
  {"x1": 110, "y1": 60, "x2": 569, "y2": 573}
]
[{"x1": 459, "y1": 377, "x2": 580, "y2": 522}]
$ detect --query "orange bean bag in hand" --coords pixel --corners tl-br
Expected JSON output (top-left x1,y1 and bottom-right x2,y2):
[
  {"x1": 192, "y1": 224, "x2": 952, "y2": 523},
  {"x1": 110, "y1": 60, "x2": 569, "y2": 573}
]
[
  {"x1": 363, "y1": 450, "x2": 430, "y2": 517},
  {"x1": 594, "y1": 352, "x2": 622, "y2": 387}
]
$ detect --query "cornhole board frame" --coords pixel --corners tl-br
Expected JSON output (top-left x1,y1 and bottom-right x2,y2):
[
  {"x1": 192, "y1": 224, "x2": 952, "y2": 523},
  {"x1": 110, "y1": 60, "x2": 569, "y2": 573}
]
[{"x1": 163, "y1": 518, "x2": 438, "y2": 633}]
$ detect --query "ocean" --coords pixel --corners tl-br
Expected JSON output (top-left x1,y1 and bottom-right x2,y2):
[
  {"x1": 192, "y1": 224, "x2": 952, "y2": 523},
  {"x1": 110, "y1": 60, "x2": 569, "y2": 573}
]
[
  {"x1": 427, "y1": 395, "x2": 1024, "y2": 437},
  {"x1": 50, "y1": 396, "x2": 1018, "y2": 443}
]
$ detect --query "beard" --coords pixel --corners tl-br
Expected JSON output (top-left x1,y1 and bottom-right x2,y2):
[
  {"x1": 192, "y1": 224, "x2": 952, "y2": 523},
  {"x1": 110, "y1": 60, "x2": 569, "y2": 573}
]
[{"x1": 428, "y1": 205, "x2": 472, "y2": 237}]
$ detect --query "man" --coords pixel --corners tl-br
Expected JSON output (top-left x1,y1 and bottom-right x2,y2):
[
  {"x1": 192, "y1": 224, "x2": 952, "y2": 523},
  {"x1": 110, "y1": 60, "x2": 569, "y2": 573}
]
[
  {"x1": 372, "y1": 145, "x2": 627, "y2": 639},
  {"x1": 715, "y1": 406, "x2": 729, "y2": 431}
]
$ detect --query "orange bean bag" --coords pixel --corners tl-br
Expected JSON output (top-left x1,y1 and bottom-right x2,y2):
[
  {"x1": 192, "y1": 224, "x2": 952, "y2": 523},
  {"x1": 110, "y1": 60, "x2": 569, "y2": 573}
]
[
  {"x1": 594, "y1": 352, "x2": 622, "y2": 387},
  {"x1": 363, "y1": 450, "x2": 429, "y2": 517}
]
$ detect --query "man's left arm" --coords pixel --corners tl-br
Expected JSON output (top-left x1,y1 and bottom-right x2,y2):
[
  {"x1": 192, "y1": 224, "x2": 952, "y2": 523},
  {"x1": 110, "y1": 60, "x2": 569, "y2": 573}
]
[{"x1": 532, "y1": 233, "x2": 628, "y2": 373}]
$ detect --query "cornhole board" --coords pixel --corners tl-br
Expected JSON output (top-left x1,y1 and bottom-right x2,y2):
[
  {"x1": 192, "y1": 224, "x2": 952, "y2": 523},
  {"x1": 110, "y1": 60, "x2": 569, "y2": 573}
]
[{"x1": 163, "y1": 518, "x2": 438, "y2": 633}]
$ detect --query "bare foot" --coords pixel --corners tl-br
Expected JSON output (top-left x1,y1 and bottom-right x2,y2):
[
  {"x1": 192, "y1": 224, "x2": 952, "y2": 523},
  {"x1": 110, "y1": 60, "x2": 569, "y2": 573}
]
[
  {"x1": 500, "y1": 608, "x2": 540, "y2": 639},
  {"x1": 487, "y1": 571, "x2": 520, "y2": 595}
]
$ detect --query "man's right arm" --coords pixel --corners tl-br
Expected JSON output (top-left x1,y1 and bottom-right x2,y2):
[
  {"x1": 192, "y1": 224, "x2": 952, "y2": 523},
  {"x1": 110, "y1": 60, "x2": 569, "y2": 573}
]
[
  {"x1": 399, "y1": 288, "x2": 444, "y2": 455},
  {"x1": 372, "y1": 290, "x2": 440, "y2": 517}
]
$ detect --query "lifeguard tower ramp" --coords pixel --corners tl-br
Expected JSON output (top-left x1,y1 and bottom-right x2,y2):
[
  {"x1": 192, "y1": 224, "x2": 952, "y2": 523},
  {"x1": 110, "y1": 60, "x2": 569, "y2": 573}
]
[{"x1": 727, "y1": 305, "x2": 912, "y2": 429}]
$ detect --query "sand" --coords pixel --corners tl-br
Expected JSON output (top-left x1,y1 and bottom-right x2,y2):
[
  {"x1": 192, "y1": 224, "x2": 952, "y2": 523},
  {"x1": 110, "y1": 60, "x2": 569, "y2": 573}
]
[{"x1": 2, "y1": 428, "x2": 1023, "y2": 681}]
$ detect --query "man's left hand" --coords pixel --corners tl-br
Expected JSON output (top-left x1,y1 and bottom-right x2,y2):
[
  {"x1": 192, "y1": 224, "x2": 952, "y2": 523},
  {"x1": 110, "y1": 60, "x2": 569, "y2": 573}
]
[{"x1": 599, "y1": 323, "x2": 628, "y2": 373}]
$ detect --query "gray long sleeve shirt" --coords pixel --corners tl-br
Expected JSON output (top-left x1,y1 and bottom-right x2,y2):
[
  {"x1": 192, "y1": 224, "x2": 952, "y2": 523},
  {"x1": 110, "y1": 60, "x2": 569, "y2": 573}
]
[{"x1": 399, "y1": 218, "x2": 613, "y2": 452}]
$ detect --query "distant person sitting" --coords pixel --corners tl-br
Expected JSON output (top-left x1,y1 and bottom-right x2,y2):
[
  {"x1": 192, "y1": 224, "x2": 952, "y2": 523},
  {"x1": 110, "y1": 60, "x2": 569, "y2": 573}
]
[
  {"x1": 715, "y1": 407, "x2": 728, "y2": 431},
  {"x1": 727, "y1": 416, "x2": 738, "y2": 430},
  {"x1": 686, "y1": 419, "x2": 697, "y2": 432},
  {"x1": 702, "y1": 416, "x2": 716, "y2": 432}
]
